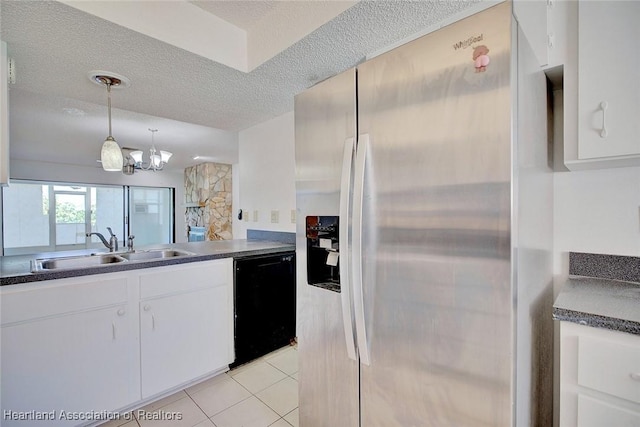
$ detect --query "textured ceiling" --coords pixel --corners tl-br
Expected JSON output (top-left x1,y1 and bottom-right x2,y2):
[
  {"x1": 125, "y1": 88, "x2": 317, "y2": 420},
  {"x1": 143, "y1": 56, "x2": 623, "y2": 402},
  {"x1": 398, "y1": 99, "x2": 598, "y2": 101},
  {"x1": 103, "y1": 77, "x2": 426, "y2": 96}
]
[{"x1": 1, "y1": 0, "x2": 481, "y2": 170}]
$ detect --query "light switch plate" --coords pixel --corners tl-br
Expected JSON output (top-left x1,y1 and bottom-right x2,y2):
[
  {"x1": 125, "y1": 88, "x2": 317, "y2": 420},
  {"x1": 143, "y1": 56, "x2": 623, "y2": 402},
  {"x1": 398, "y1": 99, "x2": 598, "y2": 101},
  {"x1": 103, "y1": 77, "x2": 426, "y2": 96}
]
[
  {"x1": 271, "y1": 210, "x2": 279, "y2": 223},
  {"x1": 243, "y1": 211, "x2": 249, "y2": 222},
  {"x1": 253, "y1": 210, "x2": 258, "y2": 222},
  {"x1": 291, "y1": 209, "x2": 296, "y2": 223}
]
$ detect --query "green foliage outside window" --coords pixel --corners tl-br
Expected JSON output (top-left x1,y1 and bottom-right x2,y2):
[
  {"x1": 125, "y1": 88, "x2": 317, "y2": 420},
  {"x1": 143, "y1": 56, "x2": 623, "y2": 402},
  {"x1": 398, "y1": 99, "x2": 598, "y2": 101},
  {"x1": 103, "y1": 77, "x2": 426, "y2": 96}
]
[{"x1": 55, "y1": 202, "x2": 85, "y2": 223}]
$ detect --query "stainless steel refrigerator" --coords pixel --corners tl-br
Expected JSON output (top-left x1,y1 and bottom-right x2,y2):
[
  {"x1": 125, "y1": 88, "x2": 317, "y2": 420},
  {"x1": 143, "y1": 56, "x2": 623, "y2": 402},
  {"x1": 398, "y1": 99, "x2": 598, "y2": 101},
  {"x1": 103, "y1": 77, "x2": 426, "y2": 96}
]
[{"x1": 294, "y1": 3, "x2": 553, "y2": 426}]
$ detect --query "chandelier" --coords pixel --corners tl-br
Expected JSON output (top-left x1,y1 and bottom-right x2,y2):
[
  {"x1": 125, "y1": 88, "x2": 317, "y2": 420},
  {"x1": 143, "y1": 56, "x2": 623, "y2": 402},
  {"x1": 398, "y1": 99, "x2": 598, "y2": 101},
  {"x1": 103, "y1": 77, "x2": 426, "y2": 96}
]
[{"x1": 123, "y1": 129, "x2": 172, "y2": 174}]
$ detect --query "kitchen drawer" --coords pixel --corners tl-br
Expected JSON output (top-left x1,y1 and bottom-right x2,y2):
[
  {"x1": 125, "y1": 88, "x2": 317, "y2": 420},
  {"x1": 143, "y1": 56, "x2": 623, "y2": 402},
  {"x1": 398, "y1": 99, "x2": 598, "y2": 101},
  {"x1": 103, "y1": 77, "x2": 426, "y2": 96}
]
[
  {"x1": 139, "y1": 258, "x2": 231, "y2": 299},
  {"x1": 578, "y1": 394, "x2": 640, "y2": 427},
  {"x1": 1, "y1": 276, "x2": 128, "y2": 325},
  {"x1": 578, "y1": 334, "x2": 640, "y2": 404}
]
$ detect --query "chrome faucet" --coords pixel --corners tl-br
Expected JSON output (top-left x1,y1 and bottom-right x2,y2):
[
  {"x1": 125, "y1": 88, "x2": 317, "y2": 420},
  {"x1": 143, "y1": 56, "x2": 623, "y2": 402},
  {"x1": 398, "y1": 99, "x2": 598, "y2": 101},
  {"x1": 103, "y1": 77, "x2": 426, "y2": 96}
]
[
  {"x1": 127, "y1": 235, "x2": 135, "y2": 252},
  {"x1": 86, "y1": 227, "x2": 119, "y2": 252}
]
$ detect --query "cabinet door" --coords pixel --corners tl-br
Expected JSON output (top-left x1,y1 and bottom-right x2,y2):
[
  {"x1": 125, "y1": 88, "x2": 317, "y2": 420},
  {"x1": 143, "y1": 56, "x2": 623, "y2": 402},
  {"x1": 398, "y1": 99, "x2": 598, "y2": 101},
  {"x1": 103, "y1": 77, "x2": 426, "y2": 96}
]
[
  {"x1": 1, "y1": 305, "x2": 137, "y2": 426},
  {"x1": 140, "y1": 285, "x2": 230, "y2": 398},
  {"x1": 513, "y1": 0, "x2": 549, "y2": 67},
  {"x1": 578, "y1": 1, "x2": 640, "y2": 159},
  {"x1": 578, "y1": 394, "x2": 640, "y2": 427},
  {"x1": 559, "y1": 322, "x2": 640, "y2": 426}
]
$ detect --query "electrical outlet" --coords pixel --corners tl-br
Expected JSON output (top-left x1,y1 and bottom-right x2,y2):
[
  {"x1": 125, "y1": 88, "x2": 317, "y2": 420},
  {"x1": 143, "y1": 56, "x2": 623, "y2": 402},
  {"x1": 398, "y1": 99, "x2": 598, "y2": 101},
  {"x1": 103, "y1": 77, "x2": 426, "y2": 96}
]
[
  {"x1": 291, "y1": 209, "x2": 296, "y2": 223},
  {"x1": 253, "y1": 210, "x2": 258, "y2": 222},
  {"x1": 271, "y1": 210, "x2": 279, "y2": 223}
]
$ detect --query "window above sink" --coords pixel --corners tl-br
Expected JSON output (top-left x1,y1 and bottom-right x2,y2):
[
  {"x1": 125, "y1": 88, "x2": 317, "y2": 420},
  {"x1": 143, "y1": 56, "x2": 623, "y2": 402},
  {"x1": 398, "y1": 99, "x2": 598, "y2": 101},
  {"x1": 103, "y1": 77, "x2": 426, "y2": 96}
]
[{"x1": 2, "y1": 180, "x2": 175, "y2": 256}]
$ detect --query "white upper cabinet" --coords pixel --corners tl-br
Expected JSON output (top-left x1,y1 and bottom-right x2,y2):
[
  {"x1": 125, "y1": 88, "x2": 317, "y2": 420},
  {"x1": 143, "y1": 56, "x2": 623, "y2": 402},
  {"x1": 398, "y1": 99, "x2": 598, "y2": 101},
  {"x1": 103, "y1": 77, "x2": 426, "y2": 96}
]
[
  {"x1": 568, "y1": 1, "x2": 640, "y2": 169},
  {"x1": 513, "y1": 0, "x2": 569, "y2": 70},
  {"x1": 1, "y1": 41, "x2": 9, "y2": 186},
  {"x1": 513, "y1": 0, "x2": 550, "y2": 67}
]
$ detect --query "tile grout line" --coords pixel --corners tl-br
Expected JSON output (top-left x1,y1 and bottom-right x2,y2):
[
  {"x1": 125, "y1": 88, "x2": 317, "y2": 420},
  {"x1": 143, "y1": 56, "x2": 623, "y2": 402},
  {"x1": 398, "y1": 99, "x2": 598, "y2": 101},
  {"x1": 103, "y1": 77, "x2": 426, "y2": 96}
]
[
  {"x1": 229, "y1": 374, "x2": 285, "y2": 418},
  {"x1": 262, "y1": 350, "x2": 299, "y2": 378},
  {"x1": 185, "y1": 373, "x2": 256, "y2": 421},
  {"x1": 267, "y1": 417, "x2": 292, "y2": 427},
  {"x1": 230, "y1": 361, "x2": 292, "y2": 395},
  {"x1": 251, "y1": 376, "x2": 298, "y2": 418},
  {"x1": 264, "y1": 359, "x2": 294, "y2": 377},
  {"x1": 184, "y1": 391, "x2": 215, "y2": 426},
  {"x1": 282, "y1": 407, "x2": 297, "y2": 418},
  {"x1": 195, "y1": 374, "x2": 267, "y2": 422}
]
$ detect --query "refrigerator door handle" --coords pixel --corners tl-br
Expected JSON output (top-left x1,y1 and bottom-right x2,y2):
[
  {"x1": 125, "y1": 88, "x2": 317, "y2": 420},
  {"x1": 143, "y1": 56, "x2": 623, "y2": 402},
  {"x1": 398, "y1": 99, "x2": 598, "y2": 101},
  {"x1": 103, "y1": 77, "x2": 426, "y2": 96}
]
[
  {"x1": 353, "y1": 133, "x2": 371, "y2": 366},
  {"x1": 339, "y1": 137, "x2": 358, "y2": 361}
]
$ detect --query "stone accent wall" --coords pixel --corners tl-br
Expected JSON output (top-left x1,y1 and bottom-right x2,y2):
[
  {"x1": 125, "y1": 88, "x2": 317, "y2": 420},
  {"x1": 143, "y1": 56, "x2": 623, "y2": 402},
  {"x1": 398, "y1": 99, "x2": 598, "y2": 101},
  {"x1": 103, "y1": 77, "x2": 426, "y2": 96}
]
[{"x1": 184, "y1": 162, "x2": 232, "y2": 240}]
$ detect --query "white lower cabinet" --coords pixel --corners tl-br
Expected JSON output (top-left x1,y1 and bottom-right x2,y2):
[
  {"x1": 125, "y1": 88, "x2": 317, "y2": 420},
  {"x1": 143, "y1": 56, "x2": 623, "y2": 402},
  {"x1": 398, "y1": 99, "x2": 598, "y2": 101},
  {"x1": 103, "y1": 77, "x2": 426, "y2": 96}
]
[
  {"x1": 0, "y1": 275, "x2": 138, "y2": 426},
  {"x1": 559, "y1": 322, "x2": 640, "y2": 426},
  {"x1": 139, "y1": 260, "x2": 234, "y2": 398},
  {"x1": 0, "y1": 258, "x2": 234, "y2": 426}
]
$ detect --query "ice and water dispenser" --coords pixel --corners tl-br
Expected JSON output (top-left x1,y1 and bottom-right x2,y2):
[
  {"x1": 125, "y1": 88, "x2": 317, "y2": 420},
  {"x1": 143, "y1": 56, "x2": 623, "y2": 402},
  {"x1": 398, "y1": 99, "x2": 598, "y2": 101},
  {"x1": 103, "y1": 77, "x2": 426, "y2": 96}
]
[{"x1": 305, "y1": 216, "x2": 340, "y2": 292}]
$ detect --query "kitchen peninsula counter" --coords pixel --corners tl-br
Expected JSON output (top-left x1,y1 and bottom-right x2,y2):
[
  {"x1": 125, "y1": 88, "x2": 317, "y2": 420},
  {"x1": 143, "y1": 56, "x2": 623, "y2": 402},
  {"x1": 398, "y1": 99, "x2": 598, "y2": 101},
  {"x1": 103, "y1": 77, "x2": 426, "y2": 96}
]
[
  {"x1": 0, "y1": 239, "x2": 295, "y2": 286},
  {"x1": 553, "y1": 252, "x2": 640, "y2": 336}
]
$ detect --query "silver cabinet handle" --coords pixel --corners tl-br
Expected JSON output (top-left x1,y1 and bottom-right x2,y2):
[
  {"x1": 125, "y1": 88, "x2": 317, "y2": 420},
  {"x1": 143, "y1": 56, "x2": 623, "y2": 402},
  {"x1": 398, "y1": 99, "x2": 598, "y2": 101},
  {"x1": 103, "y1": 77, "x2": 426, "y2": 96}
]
[
  {"x1": 339, "y1": 137, "x2": 357, "y2": 361},
  {"x1": 117, "y1": 308, "x2": 125, "y2": 316},
  {"x1": 143, "y1": 305, "x2": 154, "y2": 330},
  {"x1": 112, "y1": 322, "x2": 116, "y2": 340},
  {"x1": 352, "y1": 133, "x2": 371, "y2": 366},
  {"x1": 600, "y1": 101, "x2": 608, "y2": 138}
]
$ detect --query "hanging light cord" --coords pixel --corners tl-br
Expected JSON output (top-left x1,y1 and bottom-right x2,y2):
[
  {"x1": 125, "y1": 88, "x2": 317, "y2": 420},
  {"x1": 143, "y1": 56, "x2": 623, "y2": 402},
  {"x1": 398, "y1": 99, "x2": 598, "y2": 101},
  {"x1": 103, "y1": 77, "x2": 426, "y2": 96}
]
[
  {"x1": 150, "y1": 128, "x2": 157, "y2": 150},
  {"x1": 149, "y1": 128, "x2": 158, "y2": 170},
  {"x1": 106, "y1": 81, "x2": 113, "y2": 137}
]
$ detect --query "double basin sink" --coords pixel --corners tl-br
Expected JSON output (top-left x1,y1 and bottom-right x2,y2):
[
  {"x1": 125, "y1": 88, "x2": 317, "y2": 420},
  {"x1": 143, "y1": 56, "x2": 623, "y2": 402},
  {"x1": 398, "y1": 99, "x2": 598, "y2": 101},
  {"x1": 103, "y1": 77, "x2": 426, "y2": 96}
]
[{"x1": 31, "y1": 249, "x2": 197, "y2": 272}]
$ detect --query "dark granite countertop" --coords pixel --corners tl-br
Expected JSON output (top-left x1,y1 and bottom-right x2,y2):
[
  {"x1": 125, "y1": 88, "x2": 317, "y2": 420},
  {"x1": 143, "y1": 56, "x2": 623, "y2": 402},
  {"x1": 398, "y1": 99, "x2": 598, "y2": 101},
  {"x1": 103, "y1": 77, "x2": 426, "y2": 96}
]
[
  {"x1": 0, "y1": 239, "x2": 295, "y2": 286},
  {"x1": 553, "y1": 252, "x2": 640, "y2": 336}
]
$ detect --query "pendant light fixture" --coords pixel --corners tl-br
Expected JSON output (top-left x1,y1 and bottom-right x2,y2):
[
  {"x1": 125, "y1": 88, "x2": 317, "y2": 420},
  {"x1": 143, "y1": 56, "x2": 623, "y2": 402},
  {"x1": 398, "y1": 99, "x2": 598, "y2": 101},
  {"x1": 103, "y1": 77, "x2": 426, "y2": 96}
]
[
  {"x1": 127, "y1": 129, "x2": 172, "y2": 172},
  {"x1": 89, "y1": 71, "x2": 130, "y2": 172}
]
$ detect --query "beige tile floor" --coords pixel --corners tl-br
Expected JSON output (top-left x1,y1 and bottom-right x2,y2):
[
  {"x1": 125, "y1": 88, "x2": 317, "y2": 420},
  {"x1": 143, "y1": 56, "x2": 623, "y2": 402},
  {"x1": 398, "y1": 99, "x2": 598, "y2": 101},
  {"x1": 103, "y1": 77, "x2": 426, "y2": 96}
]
[{"x1": 101, "y1": 346, "x2": 299, "y2": 427}]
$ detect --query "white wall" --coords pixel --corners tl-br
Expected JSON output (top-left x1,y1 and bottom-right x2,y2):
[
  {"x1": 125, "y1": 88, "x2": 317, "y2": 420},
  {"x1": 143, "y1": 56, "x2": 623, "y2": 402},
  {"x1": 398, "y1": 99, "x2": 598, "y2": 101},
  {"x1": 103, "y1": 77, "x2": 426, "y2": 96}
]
[
  {"x1": 235, "y1": 111, "x2": 296, "y2": 238},
  {"x1": 9, "y1": 159, "x2": 188, "y2": 243},
  {"x1": 553, "y1": 166, "x2": 640, "y2": 277}
]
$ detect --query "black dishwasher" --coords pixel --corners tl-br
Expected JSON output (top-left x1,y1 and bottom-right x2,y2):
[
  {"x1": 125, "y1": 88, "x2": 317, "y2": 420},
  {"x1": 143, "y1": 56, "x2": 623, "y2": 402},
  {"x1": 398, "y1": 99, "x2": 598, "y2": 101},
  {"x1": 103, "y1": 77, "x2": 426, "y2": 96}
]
[{"x1": 232, "y1": 252, "x2": 296, "y2": 367}]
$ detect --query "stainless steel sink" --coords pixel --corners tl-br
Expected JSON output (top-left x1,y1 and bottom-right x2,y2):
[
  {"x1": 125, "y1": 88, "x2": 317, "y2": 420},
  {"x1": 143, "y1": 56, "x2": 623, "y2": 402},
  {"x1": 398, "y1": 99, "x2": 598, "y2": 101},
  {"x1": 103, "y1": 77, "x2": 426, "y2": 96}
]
[
  {"x1": 32, "y1": 254, "x2": 126, "y2": 271},
  {"x1": 119, "y1": 249, "x2": 196, "y2": 261},
  {"x1": 31, "y1": 249, "x2": 196, "y2": 273}
]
